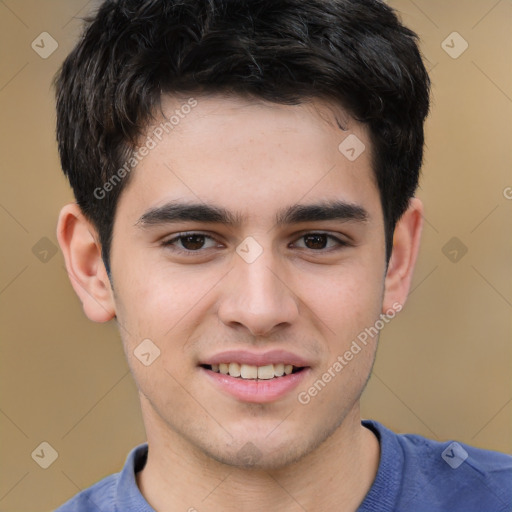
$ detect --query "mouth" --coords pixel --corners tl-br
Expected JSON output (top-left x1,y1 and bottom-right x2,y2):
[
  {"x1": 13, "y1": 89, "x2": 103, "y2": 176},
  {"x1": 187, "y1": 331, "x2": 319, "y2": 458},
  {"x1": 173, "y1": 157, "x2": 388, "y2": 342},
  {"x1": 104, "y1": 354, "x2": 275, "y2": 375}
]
[
  {"x1": 198, "y1": 350, "x2": 311, "y2": 403},
  {"x1": 200, "y1": 362, "x2": 306, "y2": 380}
]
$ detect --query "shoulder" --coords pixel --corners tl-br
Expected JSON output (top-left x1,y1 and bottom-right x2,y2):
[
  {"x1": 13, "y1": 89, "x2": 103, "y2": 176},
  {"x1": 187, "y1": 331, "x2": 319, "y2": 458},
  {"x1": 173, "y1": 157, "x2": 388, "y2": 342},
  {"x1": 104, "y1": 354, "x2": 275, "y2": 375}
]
[
  {"x1": 395, "y1": 426, "x2": 512, "y2": 479},
  {"x1": 54, "y1": 472, "x2": 118, "y2": 511},
  {"x1": 365, "y1": 420, "x2": 512, "y2": 512},
  {"x1": 54, "y1": 443, "x2": 149, "y2": 512}
]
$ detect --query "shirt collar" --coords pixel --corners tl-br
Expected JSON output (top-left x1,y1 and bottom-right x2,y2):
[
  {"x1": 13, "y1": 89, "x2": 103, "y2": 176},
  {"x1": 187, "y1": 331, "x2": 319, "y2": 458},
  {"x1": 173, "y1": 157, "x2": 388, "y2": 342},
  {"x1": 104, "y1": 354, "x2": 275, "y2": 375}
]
[{"x1": 116, "y1": 443, "x2": 155, "y2": 512}]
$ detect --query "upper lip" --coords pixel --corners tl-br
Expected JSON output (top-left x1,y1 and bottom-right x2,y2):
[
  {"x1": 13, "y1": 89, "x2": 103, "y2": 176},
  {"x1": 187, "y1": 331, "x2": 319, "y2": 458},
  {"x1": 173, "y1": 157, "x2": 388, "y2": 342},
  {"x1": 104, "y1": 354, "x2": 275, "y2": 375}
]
[{"x1": 199, "y1": 349, "x2": 311, "y2": 368}]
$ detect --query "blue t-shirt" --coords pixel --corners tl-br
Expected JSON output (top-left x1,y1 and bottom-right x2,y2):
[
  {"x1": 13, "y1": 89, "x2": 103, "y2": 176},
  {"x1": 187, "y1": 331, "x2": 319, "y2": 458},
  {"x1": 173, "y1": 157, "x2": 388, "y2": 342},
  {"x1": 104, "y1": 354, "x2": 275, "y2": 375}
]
[{"x1": 55, "y1": 420, "x2": 512, "y2": 511}]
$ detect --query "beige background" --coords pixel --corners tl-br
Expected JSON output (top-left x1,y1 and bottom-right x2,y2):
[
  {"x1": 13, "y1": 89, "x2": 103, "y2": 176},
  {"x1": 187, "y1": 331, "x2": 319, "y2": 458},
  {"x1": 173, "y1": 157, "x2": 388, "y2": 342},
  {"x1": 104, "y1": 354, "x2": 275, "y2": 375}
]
[{"x1": 0, "y1": 1, "x2": 511, "y2": 510}]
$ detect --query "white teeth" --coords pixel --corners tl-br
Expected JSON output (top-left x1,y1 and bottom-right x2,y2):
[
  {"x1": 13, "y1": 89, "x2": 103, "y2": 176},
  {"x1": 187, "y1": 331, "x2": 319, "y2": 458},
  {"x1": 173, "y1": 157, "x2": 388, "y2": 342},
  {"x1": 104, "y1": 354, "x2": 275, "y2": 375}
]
[
  {"x1": 257, "y1": 364, "x2": 275, "y2": 380},
  {"x1": 209, "y1": 362, "x2": 300, "y2": 379},
  {"x1": 228, "y1": 362, "x2": 241, "y2": 377},
  {"x1": 240, "y1": 364, "x2": 258, "y2": 379},
  {"x1": 274, "y1": 363, "x2": 284, "y2": 376}
]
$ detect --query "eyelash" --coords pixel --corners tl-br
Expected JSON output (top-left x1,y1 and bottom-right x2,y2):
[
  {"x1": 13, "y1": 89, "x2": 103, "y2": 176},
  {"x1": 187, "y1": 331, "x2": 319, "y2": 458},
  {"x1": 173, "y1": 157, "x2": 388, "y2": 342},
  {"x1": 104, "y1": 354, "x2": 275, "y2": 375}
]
[{"x1": 160, "y1": 231, "x2": 350, "y2": 256}]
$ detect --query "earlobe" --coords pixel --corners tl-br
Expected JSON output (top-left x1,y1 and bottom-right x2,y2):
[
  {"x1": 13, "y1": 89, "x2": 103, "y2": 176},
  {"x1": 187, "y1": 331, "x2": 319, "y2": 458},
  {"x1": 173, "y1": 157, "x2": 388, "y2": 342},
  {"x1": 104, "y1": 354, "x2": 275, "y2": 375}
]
[
  {"x1": 382, "y1": 198, "x2": 423, "y2": 314},
  {"x1": 56, "y1": 203, "x2": 116, "y2": 323}
]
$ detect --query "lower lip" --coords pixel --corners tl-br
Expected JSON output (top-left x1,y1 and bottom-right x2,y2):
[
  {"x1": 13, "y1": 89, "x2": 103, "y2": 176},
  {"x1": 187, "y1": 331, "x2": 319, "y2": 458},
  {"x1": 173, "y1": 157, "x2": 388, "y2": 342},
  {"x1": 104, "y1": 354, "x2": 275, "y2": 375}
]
[{"x1": 201, "y1": 367, "x2": 310, "y2": 403}]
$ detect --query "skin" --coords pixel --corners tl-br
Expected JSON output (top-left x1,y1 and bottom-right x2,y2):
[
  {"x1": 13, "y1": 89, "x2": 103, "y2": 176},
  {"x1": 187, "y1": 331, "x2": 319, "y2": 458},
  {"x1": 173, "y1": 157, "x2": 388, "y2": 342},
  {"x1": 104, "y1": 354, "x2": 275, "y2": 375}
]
[{"x1": 57, "y1": 95, "x2": 423, "y2": 511}]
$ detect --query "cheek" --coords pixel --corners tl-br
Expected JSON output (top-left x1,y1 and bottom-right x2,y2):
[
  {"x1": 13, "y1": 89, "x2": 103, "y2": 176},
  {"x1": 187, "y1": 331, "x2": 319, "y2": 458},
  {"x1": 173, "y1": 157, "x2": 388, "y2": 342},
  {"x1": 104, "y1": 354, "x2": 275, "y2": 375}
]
[
  {"x1": 112, "y1": 262, "x2": 217, "y2": 346},
  {"x1": 305, "y1": 261, "x2": 384, "y2": 344}
]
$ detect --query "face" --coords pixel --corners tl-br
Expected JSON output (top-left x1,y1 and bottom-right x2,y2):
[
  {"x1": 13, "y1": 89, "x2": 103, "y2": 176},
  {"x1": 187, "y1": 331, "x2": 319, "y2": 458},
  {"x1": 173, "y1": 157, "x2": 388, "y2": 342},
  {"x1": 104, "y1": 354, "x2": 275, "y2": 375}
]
[{"x1": 109, "y1": 95, "x2": 389, "y2": 469}]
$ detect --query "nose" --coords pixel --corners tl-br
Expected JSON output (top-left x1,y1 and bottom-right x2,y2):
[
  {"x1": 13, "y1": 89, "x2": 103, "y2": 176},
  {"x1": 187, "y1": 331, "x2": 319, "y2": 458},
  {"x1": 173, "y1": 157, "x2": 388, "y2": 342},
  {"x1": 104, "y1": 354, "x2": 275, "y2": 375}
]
[{"x1": 217, "y1": 248, "x2": 299, "y2": 337}]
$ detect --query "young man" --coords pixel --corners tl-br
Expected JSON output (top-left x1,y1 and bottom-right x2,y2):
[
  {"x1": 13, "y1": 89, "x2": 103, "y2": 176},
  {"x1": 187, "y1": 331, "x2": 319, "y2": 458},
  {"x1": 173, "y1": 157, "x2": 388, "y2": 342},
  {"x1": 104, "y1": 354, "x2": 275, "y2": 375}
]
[{"x1": 54, "y1": 0, "x2": 512, "y2": 511}]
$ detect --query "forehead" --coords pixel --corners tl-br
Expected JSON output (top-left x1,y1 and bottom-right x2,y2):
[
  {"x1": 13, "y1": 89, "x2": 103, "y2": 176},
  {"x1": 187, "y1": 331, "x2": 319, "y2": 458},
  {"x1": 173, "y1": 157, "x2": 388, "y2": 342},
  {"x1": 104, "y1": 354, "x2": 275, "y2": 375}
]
[
  {"x1": 117, "y1": 94, "x2": 379, "y2": 223},
  {"x1": 155, "y1": 93, "x2": 359, "y2": 154}
]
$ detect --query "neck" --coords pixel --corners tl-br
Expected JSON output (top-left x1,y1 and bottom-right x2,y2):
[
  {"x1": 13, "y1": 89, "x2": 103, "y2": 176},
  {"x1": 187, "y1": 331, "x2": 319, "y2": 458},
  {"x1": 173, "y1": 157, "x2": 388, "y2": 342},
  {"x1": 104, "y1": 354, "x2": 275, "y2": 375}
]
[{"x1": 136, "y1": 403, "x2": 380, "y2": 512}]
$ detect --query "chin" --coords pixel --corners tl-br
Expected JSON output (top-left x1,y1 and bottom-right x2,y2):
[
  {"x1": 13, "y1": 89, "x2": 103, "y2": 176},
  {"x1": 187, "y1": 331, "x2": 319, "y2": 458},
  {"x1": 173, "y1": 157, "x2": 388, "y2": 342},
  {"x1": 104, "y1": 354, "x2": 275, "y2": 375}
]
[
  {"x1": 199, "y1": 425, "x2": 331, "y2": 471},
  {"x1": 206, "y1": 443, "x2": 309, "y2": 471}
]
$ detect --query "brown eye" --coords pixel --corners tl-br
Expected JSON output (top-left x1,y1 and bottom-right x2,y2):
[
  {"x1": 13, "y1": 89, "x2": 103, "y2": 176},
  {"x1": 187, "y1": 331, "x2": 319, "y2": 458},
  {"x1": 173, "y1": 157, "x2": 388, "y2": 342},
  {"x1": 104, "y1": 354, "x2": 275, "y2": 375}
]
[
  {"x1": 293, "y1": 233, "x2": 347, "y2": 251},
  {"x1": 303, "y1": 234, "x2": 329, "y2": 250},
  {"x1": 162, "y1": 232, "x2": 220, "y2": 253},
  {"x1": 179, "y1": 234, "x2": 207, "y2": 250}
]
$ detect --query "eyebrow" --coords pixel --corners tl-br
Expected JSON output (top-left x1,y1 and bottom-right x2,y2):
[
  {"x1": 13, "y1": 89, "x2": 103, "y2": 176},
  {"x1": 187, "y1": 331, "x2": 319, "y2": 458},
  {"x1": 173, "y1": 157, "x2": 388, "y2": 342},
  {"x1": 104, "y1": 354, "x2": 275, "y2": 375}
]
[{"x1": 136, "y1": 199, "x2": 368, "y2": 228}]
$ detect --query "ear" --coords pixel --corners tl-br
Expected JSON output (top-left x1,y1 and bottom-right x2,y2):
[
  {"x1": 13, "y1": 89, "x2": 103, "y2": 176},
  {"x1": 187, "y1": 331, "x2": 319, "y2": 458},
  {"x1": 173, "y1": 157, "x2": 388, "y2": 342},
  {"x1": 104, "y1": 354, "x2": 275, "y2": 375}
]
[
  {"x1": 382, "y1": 197, "x2": 423, "y2": 313},
  {"x1": 56, "y1": 203, "x2": 116, "y2": 322}
]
